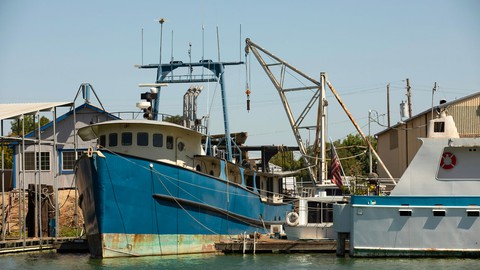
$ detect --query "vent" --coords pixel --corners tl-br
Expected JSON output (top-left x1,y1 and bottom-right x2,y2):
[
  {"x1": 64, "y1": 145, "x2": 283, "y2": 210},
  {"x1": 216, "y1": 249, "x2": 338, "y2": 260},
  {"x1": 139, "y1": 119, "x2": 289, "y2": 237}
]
[{"x1": 399, "y1": 209, "x2": 412, "y2": 216}]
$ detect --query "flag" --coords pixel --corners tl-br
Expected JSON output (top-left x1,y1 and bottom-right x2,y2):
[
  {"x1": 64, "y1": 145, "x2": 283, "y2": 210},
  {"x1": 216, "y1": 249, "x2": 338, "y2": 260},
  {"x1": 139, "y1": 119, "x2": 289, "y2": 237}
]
[{"x1": 330, "y1": 145, "x2": 343, "y2": 189}]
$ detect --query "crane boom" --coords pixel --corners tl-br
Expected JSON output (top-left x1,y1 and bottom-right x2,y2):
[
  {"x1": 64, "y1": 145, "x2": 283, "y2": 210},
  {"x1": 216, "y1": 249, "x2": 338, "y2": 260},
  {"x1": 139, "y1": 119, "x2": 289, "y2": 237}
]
[
  {"x1": 245, "y1": 38, "x2": 324, "y2": 183},
  {"x1": 245, "y1": 38, "x2": 395, "y2": 185}
]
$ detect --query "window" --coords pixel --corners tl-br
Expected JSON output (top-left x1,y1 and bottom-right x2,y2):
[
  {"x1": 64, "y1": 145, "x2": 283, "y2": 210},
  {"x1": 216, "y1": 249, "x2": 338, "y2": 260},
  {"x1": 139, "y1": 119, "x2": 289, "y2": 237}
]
[
  {"x1": 433, "y1": 209, "x2": 446, "y2": 217},
  {"x1": 62, "y1": 151, "x2": 81, "y2": 171},
  {"x1": 137, "y1": 132, "x2": 148, "y2": 146},
  {"x1": 166, "y1": 136, "x2": 174, "y2": 149},
  {"x1": 24, "y1": 152, "x2": 50, "y2": 171},
  {"x1": 153, "y1": 133, "x2": 163, "y2": 147},
  {"x1": 246, "y1": 175, "x2": 254, "y2": 191},
  {"x1": 307, "y1": 202, "x2": 334, "y2": 223},
  {"x1": 122, "y1": 132, "x2": 132, "y2": 146},
  {"x1": 399, "y1": 209, "x2": 412, "y2": 216},
  {"x1": 109, "y1": 133, "x2": 118, "y2": 147},
  {"x1": 177, "y1": 142, "x2": 185, "y2": 151},
  {"x1": 434, "y1": 122, "x2": 445, "y2": 133},
  {"x1": 99, "y1": 135, "x2": 106, "y2": 147}
]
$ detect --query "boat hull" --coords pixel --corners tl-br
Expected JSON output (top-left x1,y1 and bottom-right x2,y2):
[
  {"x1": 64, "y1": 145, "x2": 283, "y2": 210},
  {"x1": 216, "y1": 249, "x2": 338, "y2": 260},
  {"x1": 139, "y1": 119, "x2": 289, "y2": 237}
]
[
  {"x1": 76, "y1": 151, "x2": 292, "y2": 257},
  {"x1": 284, "y1": 224, "x2": 335, "y2": 240},
  {"x1": 342, "y1": 196, "x2": 480, "y2": 257}
]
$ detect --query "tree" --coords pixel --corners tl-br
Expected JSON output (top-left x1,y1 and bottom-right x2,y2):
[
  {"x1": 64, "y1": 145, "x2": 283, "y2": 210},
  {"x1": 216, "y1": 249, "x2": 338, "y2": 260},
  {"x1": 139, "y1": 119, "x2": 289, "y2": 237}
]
[
  {"x1": 0, "y1": 146, "x2": 13, "y2": 169},
  {"x1": 163, "y1": 115, "x2": 183, "y2": 126},
  {"x1": 1, "y1": 115, "x2": 51, "y2": 169},
  {"x1": 269, "y1": 151, "x2": 300, "y2": 171},
  {"x1": 330, "y1": 134, "x2": 376, "y2": 178},
  {"x1": 10, "y1": 115, "x2": 50, "y2": 136}
]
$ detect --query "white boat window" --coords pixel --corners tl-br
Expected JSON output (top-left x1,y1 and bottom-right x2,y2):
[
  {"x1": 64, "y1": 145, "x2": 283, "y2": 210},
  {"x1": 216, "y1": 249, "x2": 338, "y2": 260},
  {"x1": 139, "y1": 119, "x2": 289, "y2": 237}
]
[
  {"x1": 122, "y1": 132, "x2": 132, "y2": 146},
  {"x1": 166, "y1": 136, "x2": 174, "y2": 149},
  {"x1": 137, "y1": 132, "x2": 148, "y2": 146},
  {"x1": 99, "y1": 135, "x2": 106, "y2": 147},
  {"x1": 178, "y1": 141, "x2": 185, "y2": 151},
  {"x1": 109, "y1": 133, "x2": 118, "y2": 147},
  {"x1": 153, "y1": 133, "x2": 163, "y2": 147},
  {"x1": 434, "y1": 122, "x2": 445, "y2": 133}
]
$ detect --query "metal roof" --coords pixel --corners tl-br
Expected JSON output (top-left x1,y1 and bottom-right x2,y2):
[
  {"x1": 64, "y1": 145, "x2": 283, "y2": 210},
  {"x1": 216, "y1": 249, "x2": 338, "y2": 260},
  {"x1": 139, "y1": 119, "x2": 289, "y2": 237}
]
[
  {"x1": 0, "y1": 102, "x2": 74, "y2": 121},
  {"x1": 375, "y1": 91, "x2": 480, "y2": 137}
]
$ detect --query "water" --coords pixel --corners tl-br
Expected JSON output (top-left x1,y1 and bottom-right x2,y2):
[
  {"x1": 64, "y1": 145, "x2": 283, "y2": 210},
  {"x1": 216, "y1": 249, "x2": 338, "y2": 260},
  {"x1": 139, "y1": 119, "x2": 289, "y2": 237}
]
[{"x1": 0, "y1": 251, "x2": 478, "y2": 270}]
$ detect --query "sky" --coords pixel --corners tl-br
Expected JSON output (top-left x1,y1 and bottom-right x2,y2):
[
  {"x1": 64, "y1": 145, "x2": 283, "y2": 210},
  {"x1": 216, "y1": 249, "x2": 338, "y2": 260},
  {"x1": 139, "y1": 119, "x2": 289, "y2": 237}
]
[{"x1": 1, "y1": 0, "x2": 479, "y2": 147}]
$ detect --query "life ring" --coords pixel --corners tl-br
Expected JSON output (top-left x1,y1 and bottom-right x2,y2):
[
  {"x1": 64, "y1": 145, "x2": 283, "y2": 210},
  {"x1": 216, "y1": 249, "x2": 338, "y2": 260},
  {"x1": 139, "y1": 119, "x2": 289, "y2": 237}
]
[
  {"x1": 286, "y1": 212, "x2": 299, "y2": 226},
  {"x1": 440, "y1": 152, "x2": 456, "y2": 170}
]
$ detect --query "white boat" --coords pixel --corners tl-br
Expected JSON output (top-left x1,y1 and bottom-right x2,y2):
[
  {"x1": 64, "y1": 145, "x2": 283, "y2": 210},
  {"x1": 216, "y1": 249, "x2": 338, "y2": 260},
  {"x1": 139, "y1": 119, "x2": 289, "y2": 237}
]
[
  {"x1": 284, "y1": 184, "x2": 346, "y2": 240},
  {"x1": 334, "y1": 108, "x2": 480, "y2": 257}
]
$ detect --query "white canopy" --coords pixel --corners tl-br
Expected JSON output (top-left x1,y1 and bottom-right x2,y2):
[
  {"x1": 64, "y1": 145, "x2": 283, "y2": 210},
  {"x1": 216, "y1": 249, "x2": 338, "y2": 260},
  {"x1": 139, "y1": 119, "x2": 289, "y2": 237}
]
[{"x1": 0, "y1": 102, "x2": 74, "y2": 121}]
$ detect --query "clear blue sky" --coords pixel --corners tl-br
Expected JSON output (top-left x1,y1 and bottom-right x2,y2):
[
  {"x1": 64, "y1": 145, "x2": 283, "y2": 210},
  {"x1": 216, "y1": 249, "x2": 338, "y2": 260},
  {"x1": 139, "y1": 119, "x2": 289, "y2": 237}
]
[{"x1": 1, "y1": 0, "x2": 479, "y2": 146}]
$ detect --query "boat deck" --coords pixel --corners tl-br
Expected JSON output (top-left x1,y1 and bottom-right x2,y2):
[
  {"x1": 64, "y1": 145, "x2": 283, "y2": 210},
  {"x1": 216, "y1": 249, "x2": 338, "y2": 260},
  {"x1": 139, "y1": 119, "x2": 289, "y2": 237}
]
[
  {"x1": 215, "y1": 238, "x2": 348, "y2": 254},
  {"x1": 0, "y1": 237, "x2": 88, "y2": 254}
]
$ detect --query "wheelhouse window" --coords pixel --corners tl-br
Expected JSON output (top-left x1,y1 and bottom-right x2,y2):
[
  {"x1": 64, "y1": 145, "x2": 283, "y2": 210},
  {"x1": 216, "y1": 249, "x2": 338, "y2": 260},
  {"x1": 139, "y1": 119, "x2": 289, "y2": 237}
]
[
  {"x1": 137, "y1": 132, "x2": 148, "y2": 146},
  {"x1": 99, "y1": 135, "x2": 106, "y2": 147},
  {"x1": 434, "y1": 122, "x2": 445, "y2": 133},
  {"x1": 246, "y1": 175, "x2": 255, "y2": 191},
  {"x1": 166, "y1": 136, "x2": 174, "y2": 149},
  {"x1": 25, "y1": 152, "x2": 50, "y2": 171},
  {"x1": 122, "y1": 132, "x2": 132, "y2": 146},
  {"x1": 109, "y1": 133, "x2": 118, "y2": 147},
  {"x1": 153, "y1": 133, "x2": 163, "y2": 147},
  {"x1": 307, "y1": 202, "x2": 334, "y2": 223}
]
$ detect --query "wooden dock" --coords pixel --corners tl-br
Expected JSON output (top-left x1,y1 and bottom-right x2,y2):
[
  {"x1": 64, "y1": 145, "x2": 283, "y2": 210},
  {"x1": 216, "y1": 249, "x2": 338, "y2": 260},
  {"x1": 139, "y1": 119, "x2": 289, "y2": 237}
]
[
  {"x1": 215, "y1": 238, "x2": 348, "y2": 254},
  {"x1": 0, "y1": 237, "x2": 89, "y2": 254}
]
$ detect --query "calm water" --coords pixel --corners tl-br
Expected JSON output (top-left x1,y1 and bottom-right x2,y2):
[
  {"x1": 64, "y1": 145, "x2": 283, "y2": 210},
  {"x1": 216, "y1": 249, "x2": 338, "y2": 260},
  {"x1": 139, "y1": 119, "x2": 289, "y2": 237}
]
[{"x1": 0, "y1": 251, "x2": 478, "y2": 270}]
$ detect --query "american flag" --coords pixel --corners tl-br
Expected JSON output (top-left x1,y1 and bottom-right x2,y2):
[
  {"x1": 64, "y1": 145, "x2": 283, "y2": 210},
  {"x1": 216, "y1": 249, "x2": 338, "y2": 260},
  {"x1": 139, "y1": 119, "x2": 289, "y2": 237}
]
[{"x1": 330, "y1": 145, "x2": 343, "y2": 189}]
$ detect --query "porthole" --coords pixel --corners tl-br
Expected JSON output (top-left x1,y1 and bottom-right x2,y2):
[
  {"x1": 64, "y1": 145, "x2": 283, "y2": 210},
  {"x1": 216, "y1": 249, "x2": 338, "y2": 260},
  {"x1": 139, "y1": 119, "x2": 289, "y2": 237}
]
[{"x1": 178, "y1": 142, "x2": 185, "y2": 151}]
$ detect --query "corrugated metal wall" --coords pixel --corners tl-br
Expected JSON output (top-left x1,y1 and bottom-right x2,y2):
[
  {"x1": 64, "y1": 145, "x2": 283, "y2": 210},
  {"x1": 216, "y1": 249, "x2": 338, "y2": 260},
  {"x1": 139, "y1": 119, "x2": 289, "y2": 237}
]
[
  {"x1": 449, "y1": 96, "x2": 480, "y2": 137},
  {"x1": 377, "y1": 93, "x2": 480, "y2": 179}
]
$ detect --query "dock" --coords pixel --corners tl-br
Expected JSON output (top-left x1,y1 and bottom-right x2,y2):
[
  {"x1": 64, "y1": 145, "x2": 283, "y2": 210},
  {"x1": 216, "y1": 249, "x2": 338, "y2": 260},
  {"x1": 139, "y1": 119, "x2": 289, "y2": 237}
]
[
  {"x1": 215, "y1": 238, "x2": 348, "y2": 254},
  {"x1": 0, "y1": 237, "x2": 89, "y2": 254}
]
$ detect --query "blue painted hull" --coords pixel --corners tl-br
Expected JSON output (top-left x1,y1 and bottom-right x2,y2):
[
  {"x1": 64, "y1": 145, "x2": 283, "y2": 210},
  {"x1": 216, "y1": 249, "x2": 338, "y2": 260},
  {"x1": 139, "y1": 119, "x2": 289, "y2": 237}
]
[{"x1": 76, "y1": 151, "x2": 293, "y2": 257}]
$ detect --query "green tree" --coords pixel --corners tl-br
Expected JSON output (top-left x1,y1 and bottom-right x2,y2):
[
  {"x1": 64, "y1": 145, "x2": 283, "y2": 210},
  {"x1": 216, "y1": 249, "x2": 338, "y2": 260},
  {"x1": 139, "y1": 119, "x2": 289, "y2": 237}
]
[
  {"x1": 0, "y1": 146, "x2": 13, "y2": 169},
  {"x1": 163, "y1": 115, "x2": 183, "y2": 125},
  {"x1": 10, "y1": 115, "x2": 50, "y2": 136},
  {"x1": 330, "y1": 134, "x2": 376, "y2": 177},
  {"x1": 1, "y1": 115, "x2": 51, "y2": 169},
  {"x1": 269, "y1": 151, "x2": 300, "y2": 171}
]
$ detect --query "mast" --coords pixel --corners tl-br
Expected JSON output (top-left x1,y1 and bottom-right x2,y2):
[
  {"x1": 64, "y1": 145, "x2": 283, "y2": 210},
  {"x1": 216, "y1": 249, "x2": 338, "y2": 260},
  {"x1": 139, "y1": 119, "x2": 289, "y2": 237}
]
[{"x1": 139, "y1": 61, "x2": 242, "y2": 162}]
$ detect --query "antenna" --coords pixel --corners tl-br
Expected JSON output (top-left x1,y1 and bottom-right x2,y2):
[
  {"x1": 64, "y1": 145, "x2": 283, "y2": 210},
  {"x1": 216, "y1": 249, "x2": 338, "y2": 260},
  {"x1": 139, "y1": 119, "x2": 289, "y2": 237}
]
[
  {"x1": 202, "y1": 24, "x2": 205, "y2": 63},
  {"x1": 239, "y1": 24, "x2": 242, "y2": 62},
  {"x1": 141, "y1": 28, "x2": 144, "y2": 65},
  {"x1": 170, "y1": 30, "x2": 174, "y2": 62},
  {"x1": 156, "y1": 18, "x2": 166, "y2": 81},
  {"x1": 216, "y1": 25, "x2": 221, "y2": 62}
]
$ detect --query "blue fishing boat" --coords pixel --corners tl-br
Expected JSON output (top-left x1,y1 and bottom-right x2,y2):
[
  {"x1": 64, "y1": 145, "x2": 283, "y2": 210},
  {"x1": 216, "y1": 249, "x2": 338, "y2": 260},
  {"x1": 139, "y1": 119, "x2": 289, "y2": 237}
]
[{"x1": 75, "y1": 31, "x2": 295, "y2": 257}]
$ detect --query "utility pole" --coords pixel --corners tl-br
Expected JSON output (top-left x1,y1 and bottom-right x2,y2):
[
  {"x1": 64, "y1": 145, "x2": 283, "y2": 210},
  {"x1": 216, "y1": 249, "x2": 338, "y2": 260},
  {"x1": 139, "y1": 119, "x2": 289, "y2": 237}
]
[
  {"x1": 406, "y1": 78, "x2": 412, "y2": 118},
  {"x1": 387, "y1": 83, "x2": 391, "y2": 128},
  {"x1": 368, "y1": 110, "x2": 372, "y2": 174},
  {"x1": 431, "y1": 82, "x2": 437, "y2": 120}
]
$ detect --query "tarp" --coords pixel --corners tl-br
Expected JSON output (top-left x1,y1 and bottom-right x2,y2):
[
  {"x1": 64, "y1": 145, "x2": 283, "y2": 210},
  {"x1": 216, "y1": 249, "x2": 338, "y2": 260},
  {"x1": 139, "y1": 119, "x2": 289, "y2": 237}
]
[{"x1": 0, "y1": 102, "x2": 74, "y2": 120}]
